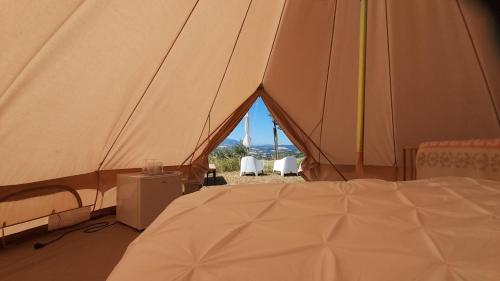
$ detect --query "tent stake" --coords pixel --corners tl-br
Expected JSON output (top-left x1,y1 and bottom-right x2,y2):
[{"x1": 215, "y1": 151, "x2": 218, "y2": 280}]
[{"x1": 356, "y1": 0, "x2": 368, "y2": 176}]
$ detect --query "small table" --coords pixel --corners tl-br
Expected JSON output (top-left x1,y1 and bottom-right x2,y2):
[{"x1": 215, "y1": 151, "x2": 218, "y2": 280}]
[{"x1": 206, "y1": 164, "x2": 217, "y2": 185}]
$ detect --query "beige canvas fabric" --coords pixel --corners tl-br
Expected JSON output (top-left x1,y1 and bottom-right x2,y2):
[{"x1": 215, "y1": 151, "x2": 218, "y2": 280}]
[
  {"x1": 364, "y1": 0, "x2": 396, "y2": 166},
  {"x1": 108, "y1": 178, "x2": 500, "y2": 281},
  {"x1": 0, "y1": 0, "x2": 283, "y2": 187},
  {"x1": 0, "y1": 0, "x2": 202, "y2": 186},
  {"x1": 1, "y1": 0, "x2": 499, "y2": 227},
  {"x1": 0, "y1": 169, "x2": 130, "y2": 226},
  {"x1": 0, "y1": 0, "x2": 284, "y2": 226},
  {"x1": 0, "y1": 0, "x2": 83, "y2": 97},
  {"x1": 264, "y1": 0, "x2": 499, "y2": 180},
  {"x1": 388, "y1": 0, "x2": 499, "y2": 160}
]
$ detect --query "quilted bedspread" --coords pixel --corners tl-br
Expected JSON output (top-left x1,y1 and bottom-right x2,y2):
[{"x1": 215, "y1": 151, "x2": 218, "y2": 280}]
[{"x1": 108, "y1": 177, "x2": 500, "y2": 281}]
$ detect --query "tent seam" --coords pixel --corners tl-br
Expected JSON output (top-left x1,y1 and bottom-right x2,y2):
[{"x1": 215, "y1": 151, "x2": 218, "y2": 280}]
[
  {"x1": 0, "y1": 0, "x2": 87, "y2": 102},
  {"x1": 261, "y1": 0, "x2": 288, "y2": 84},
  {"x1": 455, "y1": 0, "x2": 499, "y2": 126},
  {"x1": 318, "y1": 0, "x2": 340, "y2": 164},
  {"x1": 179, "y1": 91, "x2": 260, "y2": 168},
  {"x1": 96, "y1": 0, "x2": 201, "y2": 170},
  {"x1": 188, "y1": 0, "x2": 254, "y2": 166},
  {"x1": 385, "y1": 0, "x2": 398, "y2": 166},
  {"x1": 91, "y1": 0, "x2": 201, "y2": 211},
  {"x1": 261, "y1": 91, "x2": 347, "y2": 181}
]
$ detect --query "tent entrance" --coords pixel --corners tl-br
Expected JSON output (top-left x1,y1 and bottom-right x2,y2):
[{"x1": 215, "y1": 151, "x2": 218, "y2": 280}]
[{"x1": 205, "y1": 96, "x2": 305, "y2": 186}]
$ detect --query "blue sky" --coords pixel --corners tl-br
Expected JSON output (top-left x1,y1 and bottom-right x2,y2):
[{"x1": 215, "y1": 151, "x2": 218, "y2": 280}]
[{"x1": 227, "y1": 97, "x2": 293, "y2": 146}]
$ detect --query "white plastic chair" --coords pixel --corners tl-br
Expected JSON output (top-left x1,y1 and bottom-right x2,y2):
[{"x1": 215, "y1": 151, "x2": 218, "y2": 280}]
[
  {"x1": 273, "y1": 156, "x2": 299, "y2": 176},
  {"x1": 240, "y1": 156, "x2": 264, "y2": 176}
]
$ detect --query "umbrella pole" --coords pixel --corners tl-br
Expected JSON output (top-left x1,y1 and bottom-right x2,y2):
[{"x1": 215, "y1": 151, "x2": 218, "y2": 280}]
[
  {"x1": 273, "y1": 121, "x2": 279, "y2": 160},
  {"x1": 356, "y1": 0, "x2": 367, "y2": 176}
]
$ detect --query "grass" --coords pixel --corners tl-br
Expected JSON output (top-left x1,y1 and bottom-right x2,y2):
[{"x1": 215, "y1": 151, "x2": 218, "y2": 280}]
[
  {"x1": 209, "y1": 144, "x2": 248, "y2": 172},
  {"x1": 204, "y1": 171, "x2": 305, "y2": 186},
  {"x1": 210, "y1": 157, "x2": 240, "y2": 172},
  {"x1": 210, "y1": 158, "x2": 304, "y2": 173}
]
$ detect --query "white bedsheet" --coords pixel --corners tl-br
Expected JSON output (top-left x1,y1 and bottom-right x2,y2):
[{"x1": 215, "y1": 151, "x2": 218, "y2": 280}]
[{"x1": 108, "y1": 177, "x2": 500, "y2": 281}]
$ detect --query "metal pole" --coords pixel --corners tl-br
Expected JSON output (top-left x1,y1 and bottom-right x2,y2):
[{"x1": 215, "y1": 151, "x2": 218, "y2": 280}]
[{"x1": 356, "y1": 0, "x2": 368, "y2": 175}]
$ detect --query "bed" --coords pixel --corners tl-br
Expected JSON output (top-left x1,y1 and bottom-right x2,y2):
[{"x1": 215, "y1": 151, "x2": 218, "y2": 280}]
[{"x1": 107, "y1": 177, "x2": 500, "y2": 281}]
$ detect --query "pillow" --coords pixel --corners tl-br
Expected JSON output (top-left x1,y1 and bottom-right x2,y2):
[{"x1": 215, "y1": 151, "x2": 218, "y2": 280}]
[{"x1": 416, "y1": 139, "x2": 500, "y2": 181}]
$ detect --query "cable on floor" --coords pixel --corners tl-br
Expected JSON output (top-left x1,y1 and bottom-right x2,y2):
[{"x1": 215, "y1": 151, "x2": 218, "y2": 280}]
[{"x1": 33, "y1": 220, "x2": 116, "y2": 250}]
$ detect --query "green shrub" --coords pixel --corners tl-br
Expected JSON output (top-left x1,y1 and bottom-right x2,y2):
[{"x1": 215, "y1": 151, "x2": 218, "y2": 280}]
[
  {"x1": 211, "y1": 157, "x2": 240, "y2": 172},
  {"x1": 209, "y1": 144, "x2": 249, "y2": 172}
]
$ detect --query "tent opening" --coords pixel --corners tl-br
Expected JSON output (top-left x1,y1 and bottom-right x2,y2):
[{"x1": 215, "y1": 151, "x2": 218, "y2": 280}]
[{"x1": 205, "y1": 97, "x2": 305, "y2": 186}]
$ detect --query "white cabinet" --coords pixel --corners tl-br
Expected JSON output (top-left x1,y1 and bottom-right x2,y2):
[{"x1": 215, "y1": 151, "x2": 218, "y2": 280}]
[{"x1": 116, "y1": 172, "x2": 182, "y2": 230}]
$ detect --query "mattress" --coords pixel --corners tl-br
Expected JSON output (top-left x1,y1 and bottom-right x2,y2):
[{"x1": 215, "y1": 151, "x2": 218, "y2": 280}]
[{"x1": 108, "y1": 177, "x2": 500, "y2": 281}]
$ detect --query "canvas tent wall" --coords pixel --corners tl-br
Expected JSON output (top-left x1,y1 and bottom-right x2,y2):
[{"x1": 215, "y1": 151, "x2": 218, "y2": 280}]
[
  {"x1": 0, "y1": 0, "x2": 285, "y2": 229},
  {"x1": 263, "y1": 0, "x2": 499, "y2": 180},
  {"x1": 1, "y1": 0, "x2": 499, "y2": 231}
]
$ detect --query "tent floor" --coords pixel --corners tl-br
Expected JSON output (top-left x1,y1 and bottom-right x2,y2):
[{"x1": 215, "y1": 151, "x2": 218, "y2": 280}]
[{"x1": 0, "y1": 215, "x2": 139, "y2": 281}]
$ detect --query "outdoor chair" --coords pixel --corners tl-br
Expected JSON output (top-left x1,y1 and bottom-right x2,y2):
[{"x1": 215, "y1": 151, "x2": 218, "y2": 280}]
[
  {"x1": 273, "y1": 156, "x2": 299, "y2": 176},
  {"x1": 240, "y1": 156, "x2": 264, "y2": 176}
]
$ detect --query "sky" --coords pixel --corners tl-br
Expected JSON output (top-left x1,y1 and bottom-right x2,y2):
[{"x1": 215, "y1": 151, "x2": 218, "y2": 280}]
[{"x1": 227, "y1": 97, "x2": 293, "y2": 146}]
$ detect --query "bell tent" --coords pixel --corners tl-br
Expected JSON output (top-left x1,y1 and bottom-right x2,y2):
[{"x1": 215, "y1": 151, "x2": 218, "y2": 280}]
[{"x1": 1, "y1": 0, "x2": 499, "y2": 234}]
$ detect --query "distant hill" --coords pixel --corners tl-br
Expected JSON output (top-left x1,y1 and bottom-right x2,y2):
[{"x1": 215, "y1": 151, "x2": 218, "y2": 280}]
[
  {"x1": 216, "y1": 139, "x2": 301, "y2": 159},
  {"x1": 218, "y1": 138, "x2": 240, "y2": 148},
  {"x1": 251, "y1": 144, "x2": 300, "y2": 154}
]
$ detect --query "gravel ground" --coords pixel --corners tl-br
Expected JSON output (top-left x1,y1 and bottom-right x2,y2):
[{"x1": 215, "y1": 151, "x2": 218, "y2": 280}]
[{"x1": 203, "y1": 171, "x2": 305, "y2": 186}]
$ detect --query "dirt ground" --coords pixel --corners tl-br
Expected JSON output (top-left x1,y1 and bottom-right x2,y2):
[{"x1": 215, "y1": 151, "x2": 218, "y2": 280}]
[{"x1": 203, "y1": 171, "x2": 305, "y2": 186}]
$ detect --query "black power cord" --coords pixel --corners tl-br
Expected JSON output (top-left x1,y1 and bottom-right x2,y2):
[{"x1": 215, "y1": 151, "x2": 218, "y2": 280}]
[{"x1": 33, "y1": 221, "x2": 116, "y2": 250}]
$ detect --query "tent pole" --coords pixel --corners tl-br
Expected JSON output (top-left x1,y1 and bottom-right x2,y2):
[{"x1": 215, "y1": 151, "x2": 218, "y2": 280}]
[{"x1": 356, "y1": 0, "x2": 367, "y2": 176}]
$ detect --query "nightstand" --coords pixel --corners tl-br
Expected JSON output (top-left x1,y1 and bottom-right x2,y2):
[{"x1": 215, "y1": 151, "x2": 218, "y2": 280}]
[{"x1": 116, "y1": 172, "x2": 182, "y2": 230}]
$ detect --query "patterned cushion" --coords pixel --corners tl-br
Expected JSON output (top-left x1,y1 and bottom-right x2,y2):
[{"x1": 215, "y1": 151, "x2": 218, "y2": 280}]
[{"x1": 416, "y1": 139, "x2": 500, "y2": 180}]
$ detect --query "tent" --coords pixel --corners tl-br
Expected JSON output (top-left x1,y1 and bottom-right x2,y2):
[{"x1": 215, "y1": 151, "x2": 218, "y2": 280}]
[{"x1": 1, "y1": 0, "x2": 499, "y2": 233}]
